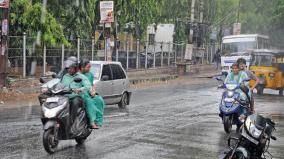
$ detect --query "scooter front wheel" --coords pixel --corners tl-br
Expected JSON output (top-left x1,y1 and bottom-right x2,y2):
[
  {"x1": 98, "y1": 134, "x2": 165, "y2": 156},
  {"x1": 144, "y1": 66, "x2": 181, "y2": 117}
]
[
  {"x1": 43, "y1": 128, "x2": 58, "y2": 154},
  {"x1": 223, "y1": 150, "x2": 247, "y2": 159},
  {"x1": 223, "y1": 116, "x2": 232, "y2": 134}
]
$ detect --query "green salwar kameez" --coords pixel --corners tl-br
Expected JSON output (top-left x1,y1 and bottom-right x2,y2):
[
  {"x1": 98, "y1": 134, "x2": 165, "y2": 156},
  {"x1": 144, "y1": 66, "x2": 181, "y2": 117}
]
[{"x1": 83, "y1": 72, "x2": 105, "y2": 126}]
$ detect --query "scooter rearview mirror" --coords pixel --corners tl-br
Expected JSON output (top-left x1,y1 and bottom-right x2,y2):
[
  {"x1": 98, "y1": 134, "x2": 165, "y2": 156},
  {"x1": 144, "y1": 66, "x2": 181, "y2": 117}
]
[
  {"x1": 51, "y1": 73, "x2": 57, "y2": 78},
  {"x1": 39, "y1": 77, "x2": 46, "y2": 84},
  {"x1": 271, "y1": 136, "x2": 277, "y2": 140}
]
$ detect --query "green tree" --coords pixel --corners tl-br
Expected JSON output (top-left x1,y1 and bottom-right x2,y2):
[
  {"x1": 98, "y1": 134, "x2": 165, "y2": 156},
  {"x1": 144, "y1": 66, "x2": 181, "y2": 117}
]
[
  {"x1": 237, "y1": 0, "x2": 284, "y2": 47},
  {"x1": 10, "y1": 0, "x2": 68, "y2": 47},
  {"x1": 213, "y1": 0, "x2": 284, "y2": 47},
  {"x1": 157, "y1": 0, "x2": 189, "y2": 42},
  {"x1": 38, "y1": 0, "x2": 98, "y2": 39},
  {"x1": 115, "y1": 0, "x2": 161, "y2": 39},
  {"x1": 9, "y1": 0, "x2": 31, "y2": 35},
  {"x1": 24, "y1": 0, "x2": 98, "y2": 39}
]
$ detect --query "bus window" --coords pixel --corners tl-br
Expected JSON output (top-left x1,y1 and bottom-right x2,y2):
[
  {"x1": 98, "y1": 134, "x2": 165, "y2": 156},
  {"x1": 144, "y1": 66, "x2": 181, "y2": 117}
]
[
  {"x1": 222, "y1": 42, "x2": 256, "y2": 54},
  {"x1": 257, "y1": 37, "x2": 265, "y2": 49},
  {"x1": 264, "y1": 39, "x2": 269, "y2": 48}
]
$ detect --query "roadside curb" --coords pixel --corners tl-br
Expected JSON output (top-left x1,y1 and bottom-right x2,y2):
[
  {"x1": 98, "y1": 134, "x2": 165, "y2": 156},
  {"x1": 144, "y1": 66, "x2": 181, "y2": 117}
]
[
  {"x1": 1, "y1": 65, "x2": 219, "y2": 94},
  {"x1": 129, "y1": 74, "x2": 178, "y2": 84}
]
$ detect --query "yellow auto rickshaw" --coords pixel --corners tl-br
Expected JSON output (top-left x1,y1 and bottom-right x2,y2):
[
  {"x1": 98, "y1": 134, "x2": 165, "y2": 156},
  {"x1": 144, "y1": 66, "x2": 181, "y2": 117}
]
[{"x1": 249, "y1": 49, "x2": 284, "y2": 95}]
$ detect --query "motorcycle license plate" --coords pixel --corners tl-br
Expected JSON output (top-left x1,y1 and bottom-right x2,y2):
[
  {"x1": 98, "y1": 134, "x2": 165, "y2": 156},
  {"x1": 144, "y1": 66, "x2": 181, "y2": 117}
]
[{"x1": 46, "y1": 97, "x2": 59, "y2": 103}]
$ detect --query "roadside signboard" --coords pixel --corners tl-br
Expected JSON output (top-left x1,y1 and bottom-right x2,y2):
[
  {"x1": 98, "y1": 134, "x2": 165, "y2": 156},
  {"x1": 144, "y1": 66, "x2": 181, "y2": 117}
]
[
  {"x1": 233, "y1": 23, "x2": 241, "y2": 35},
  {"x1": 185, "y1": 44, "x2": 193, "y2": 60},
  {"x1": 2, "y1": 19, "x2": 8, "y2": 35},
  {"x1": 100, "y1": 1, "x2": 114, "y2": 24}
]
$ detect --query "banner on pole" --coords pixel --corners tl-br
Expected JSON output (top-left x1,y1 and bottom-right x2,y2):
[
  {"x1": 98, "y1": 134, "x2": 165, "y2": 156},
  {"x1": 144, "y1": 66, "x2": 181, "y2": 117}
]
[
  {"x1": 2, "y1": 19, "x2": 8, "y2": 35},
  {"x1": 233, "y1": 23, "x2": 241, "y2": 35},
  {"x1": 0, "y1": 0, "x2": 9, "y2": 8},
  {"x1": 100, "y1": 1, "x2": 114, "y2": 24},
  {"x1": 185, "y1": 44, "x2": 193, "y2": 60}
]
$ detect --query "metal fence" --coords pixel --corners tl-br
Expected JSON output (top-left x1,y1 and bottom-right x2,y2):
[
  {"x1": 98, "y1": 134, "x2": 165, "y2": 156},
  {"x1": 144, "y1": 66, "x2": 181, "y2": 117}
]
[{"x1": 7, "y1": 34, "x2": 218, "y2": 77}]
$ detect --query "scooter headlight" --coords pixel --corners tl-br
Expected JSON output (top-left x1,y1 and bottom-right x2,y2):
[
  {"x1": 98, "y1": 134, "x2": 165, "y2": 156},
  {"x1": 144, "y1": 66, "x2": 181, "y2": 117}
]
[
  {"x1": 42, "y1": 102, "x2": 66, "y2": 118},
  {"x1": 227, "y1": 91, "x2": 234, "y2": 98}
]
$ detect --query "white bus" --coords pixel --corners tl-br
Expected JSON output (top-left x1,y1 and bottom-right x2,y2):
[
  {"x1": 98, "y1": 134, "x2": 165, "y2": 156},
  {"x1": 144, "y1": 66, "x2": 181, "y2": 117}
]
[{"x1": 221, "y1": 34, "x2": 269, "y2": 75}]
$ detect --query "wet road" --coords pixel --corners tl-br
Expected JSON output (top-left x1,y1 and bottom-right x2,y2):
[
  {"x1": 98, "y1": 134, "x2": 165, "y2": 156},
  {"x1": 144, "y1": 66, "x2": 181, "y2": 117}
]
[{"x1": 0, "y1": 80, "x2": 284, "y2": 159}]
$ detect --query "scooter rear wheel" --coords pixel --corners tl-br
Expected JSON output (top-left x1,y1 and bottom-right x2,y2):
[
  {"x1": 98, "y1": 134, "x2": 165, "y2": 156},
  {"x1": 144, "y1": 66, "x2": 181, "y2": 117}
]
[
  {"x1": 43, "y1": 129, "x2": 58, "y2": 154},
  {"x1": 223, "y1": 116, "x2": 232, "y2": 134}
]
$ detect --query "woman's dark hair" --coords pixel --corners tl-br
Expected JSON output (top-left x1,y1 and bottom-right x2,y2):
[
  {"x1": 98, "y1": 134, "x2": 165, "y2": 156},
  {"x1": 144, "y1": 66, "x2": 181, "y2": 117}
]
[
  {"x1": 79, "y1": 59, "x2": 90, "y2": 69},
  {"x1": 231, "y1": 63, "x2": 239, "y2": 69}
]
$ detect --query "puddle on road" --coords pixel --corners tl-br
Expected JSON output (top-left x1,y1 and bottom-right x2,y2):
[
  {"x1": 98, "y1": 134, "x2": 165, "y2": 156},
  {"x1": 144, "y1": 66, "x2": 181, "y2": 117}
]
[
  {"x1": 269, "y1": 113, "x2": 284, "y2": 120},
  {"x1": 0, "y1": 105, "x2": 41, "y2": 122}
]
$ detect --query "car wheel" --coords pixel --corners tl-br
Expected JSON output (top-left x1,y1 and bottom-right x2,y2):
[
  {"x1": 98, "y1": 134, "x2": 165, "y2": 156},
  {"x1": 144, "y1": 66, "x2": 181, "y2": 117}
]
[{"x1": 118, "y1": 92, "x2": 128, "y2": 109}]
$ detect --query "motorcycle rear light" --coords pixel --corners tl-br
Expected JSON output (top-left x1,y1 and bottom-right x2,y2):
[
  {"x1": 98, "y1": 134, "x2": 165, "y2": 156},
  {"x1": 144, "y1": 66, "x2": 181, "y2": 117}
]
[{"x1": 269, "y1": 73, "x2": 275, "y2": 77}]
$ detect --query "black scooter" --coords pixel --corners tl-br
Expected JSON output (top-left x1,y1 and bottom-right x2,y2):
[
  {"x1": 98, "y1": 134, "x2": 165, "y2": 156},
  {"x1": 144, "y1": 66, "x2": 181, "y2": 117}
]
[{"x1": 39, "y1": 77, "x2": 92, "y2": 154}]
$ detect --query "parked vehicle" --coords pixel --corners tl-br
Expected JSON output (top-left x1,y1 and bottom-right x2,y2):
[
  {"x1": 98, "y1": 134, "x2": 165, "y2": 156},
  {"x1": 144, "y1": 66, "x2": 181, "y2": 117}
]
[
  {"x1": 89, "y1": 61, "x2": 132, "y2": 108},
  {"x1": 39, "y1": 78, "x2": 92, "y2": 154},
  {"x1": 249, "y1": 49, "x2": 284, "y2": 95},
  {"x1": 223, "y1": 114, "x2": 277, "y2": 159},
  {"x1": 216, "y1": 76, "x2": 251, "y2": 133}
]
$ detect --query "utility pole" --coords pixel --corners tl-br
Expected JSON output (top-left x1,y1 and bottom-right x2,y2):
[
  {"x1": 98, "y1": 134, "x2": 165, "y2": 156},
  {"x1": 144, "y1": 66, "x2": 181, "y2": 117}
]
[
  {"x1": 0, "y1": 1, "x2": 9, "y2": 87},
  {"x1": 200, "y1": 0, "x2": 204, "y2": 23},
  {"x1": 237, "y1": 0, "x2": 241, "y2": 23},
  {"x1": 189, "y1": 0, "x2": 196, "y2": 44}
]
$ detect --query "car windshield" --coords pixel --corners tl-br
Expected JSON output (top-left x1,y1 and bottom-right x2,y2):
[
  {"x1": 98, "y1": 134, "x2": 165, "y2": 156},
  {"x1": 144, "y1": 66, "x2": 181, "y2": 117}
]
[{"x1": 90, "y1": 64, "x2": 101, "y2": 80}]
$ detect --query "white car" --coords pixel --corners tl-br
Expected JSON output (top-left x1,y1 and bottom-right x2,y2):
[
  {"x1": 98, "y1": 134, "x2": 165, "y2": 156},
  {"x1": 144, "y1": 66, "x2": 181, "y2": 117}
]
[{"x1": 89, "y1": 61, "x2": 131, "y2": 108}]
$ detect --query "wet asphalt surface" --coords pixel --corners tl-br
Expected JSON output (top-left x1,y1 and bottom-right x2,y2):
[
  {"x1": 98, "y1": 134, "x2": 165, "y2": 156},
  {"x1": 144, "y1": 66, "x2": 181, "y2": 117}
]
[{"x1": 0, "y1": 79, "x2": 284, "y2": 159}]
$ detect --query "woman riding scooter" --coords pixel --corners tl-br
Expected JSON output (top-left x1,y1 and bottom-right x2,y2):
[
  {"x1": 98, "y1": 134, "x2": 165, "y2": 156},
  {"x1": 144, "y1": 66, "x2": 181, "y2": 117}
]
[
  {"x1": 237, "y1": 58, "x2": 259, "y2": 113},
  {"x1": 79, "y1": 59, "x2": 105, "y2": 128},
  {"x1": 224, "y1": 63, "x2": 251, "y2": 131}
]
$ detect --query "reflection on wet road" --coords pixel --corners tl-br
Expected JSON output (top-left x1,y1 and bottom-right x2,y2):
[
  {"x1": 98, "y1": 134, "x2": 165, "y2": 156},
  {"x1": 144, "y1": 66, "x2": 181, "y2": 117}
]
[{"x1": 0, "y1": 82, "x2": 283, "y2": 159}]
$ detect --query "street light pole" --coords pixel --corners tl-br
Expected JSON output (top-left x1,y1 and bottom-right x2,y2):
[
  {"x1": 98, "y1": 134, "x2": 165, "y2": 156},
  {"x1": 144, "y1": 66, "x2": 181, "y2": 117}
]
[{"x1": 115, "y1": 14, "x2": 119, "y2": 62}]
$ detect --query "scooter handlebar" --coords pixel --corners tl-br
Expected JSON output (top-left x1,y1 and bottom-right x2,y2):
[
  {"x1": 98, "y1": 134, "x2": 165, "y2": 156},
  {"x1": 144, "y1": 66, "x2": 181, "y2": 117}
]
[{"x1": 234, "y1": 98, "x2": 249, "y2": 108}]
